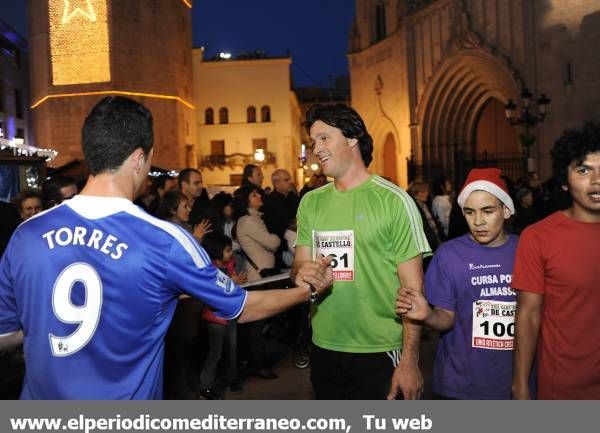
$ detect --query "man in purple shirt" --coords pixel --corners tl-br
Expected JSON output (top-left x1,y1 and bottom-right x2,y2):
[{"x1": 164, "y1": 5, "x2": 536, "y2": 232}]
[{"x1": 396, "y1": 168, "x2": 518, "y2": 399}]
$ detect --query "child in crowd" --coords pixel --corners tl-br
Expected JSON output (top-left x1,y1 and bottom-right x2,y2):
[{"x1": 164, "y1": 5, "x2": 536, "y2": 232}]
[
  {"x1": 397, "y1": 168, "x2": 519, "y2": 399},
  {"x1": 198, "y1": 233, "x2": 247, "y2": 399}
]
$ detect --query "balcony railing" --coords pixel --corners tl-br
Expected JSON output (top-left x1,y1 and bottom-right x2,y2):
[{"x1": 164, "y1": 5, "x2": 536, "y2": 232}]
[{"x1": 199, "y1": 152, "x2": 277, "y2": 170}]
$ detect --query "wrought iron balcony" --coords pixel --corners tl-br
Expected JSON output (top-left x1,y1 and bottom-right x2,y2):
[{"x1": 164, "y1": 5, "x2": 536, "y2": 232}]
[{"x1": 199, "y1": 152, "x2": 277, "y2": 170}]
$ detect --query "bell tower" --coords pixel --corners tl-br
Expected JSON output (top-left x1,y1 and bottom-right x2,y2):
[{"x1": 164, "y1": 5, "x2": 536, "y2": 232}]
[{"x1": 28, "y1": 0, "x2": 195, "y2": 169}]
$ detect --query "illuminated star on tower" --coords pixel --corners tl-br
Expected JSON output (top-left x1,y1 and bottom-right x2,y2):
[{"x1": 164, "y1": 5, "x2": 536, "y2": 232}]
[{"x1": 61, "y1": 0, "x2": 97, "y2": 24}]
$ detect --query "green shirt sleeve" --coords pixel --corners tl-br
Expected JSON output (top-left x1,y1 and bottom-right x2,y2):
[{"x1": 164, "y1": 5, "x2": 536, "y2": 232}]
[{"x1": 389, "y1": 190, "x2": 432, "y2": 263}]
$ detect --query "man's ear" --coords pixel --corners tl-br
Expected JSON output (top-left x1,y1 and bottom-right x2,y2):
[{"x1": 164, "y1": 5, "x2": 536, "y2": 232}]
[
  {"x1": 131, "y1": 149, "x2": 145, "y2": 174},
  {"x1": 348, "y1": 138, "x2": 358, "y2": 147},
  {"x1": 503, "y1": 206, "x2": 512, "y2": 219}
]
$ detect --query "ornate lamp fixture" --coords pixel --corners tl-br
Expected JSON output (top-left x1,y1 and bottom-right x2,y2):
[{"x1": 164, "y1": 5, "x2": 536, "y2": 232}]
[{"x1": 505, "y1": 88, "x2": 551, "y2": 173}]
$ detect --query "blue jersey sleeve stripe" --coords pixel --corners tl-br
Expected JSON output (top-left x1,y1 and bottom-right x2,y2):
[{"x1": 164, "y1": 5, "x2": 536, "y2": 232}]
[
  {"x1": 220, "y1": 290, "x2": 248, "y2": 320},
  {"x1": 0, "y1": 330, "x2": 20, "y2": 338},
  {"x1": 125, "y1": 207, "x2": 208, "y2": 268},
  {"x1": 175, "y1": 226, "x2": 212, "y2": 264}
]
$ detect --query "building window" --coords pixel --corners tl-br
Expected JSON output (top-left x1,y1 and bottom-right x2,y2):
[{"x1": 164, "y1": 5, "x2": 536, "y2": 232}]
[
  {"x1": 230, "y1": 174, "x2": 243, "y2": 186},
  {"x1": 261, "y1": 105, "x2": 271, "y2": 122},
  {"x1": 205, "y1": 108, "x2": 214, "y2": 125},
  {"x1": 15, "y1": 89, "x2": 23, "y2": 119},
  {"x1": 219, "y1": 107, "x2": 229, "y2": 124},
  {"x1": 374, "y1": 1, "x2": 386, "y2": 43},
  {"x1": 16, "y1": 128, "x2": 24, "y2": 139},
  {"x1": 211, "y1": 140, "x2": 225, "y2": 155},
  {"x1": 247, "y1": 106, "x2": 256, "y2": 123},
  {"x1": 252, "y1": 138, "x2": 268, "y2": 152},
  {"x1": 210, "y1": 140, "x2": 226, "y2": 164}
]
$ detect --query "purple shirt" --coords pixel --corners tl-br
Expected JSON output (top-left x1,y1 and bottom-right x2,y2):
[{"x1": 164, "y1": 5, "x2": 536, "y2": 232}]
[{"x1": 426, "y1": 234, "x2": 518, "y2": 399}]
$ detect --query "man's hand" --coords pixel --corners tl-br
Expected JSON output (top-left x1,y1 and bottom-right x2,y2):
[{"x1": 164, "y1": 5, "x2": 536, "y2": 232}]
[
  {"x1": 396, "y1": 287, "x2": 430, "y2": 321},
  {"x1": 387, "y1": 358, "x2": 423, "y2": 400},
  {"x1": 294, "y1": 256, "x2": 334, "y2": 296}
]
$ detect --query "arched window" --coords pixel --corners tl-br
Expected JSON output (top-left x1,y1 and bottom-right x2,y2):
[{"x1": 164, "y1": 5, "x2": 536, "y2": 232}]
[
  {"x1": 219, "y1": 107, "x2": 229, "y2": 124},
  {"x1": 261, "y1": 105, "x2": 271, "y2": 122},
  {"x1": 247, "y1": 106, "x2": 256, "y2": 123},
  {"x1": 204, "y1": 108, "x2": 214, "y2": 125}
]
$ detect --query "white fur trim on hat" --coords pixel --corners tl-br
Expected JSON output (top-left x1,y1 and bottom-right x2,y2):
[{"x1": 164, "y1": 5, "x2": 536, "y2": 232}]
[{"x1": 457, "y1": 180, "x2": 515, "y2": 215}]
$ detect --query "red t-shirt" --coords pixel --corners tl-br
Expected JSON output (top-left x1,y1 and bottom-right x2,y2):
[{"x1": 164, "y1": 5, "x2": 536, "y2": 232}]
[{"x1": 512, "y1": 211, "x2": 600, "y2": 399}]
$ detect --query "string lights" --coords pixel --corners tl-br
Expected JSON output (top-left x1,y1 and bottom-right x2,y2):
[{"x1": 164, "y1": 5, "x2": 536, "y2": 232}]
[
  {"x1": 49, "y1": 0, "x2": 110, "y2": 85},
  {"x1": 0, "y1": 131, "x2": 59, "y2": 161}
]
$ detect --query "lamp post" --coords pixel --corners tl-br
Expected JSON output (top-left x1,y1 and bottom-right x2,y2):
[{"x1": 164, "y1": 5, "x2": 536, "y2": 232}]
[{"x1": 505, "y1": 88, "x2": 551, "y2": 175}]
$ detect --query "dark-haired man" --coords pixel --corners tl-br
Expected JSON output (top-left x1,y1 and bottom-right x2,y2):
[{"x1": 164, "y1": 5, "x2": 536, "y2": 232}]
[
  {"x1": 512, "y1": 120, "x2": 600, "y2": 399},
  {"x1": 42, "y1": 176, "x2": 78, "y2": 208},
  {"x1": 0, "y1": 96, "x2": 332, "y2": 399},
  {"x1": 262, "y1": 169, "x2": 299, "y2": 267},
  {"x1": 178, "y1": 168, "x2": 209, "y2": 225},
  {"x1": 241, "y1": 164, "x2": 264, "y2": 190},
  {"x1": 292, "y1": 104, "x2": 431, "y2": 400}
]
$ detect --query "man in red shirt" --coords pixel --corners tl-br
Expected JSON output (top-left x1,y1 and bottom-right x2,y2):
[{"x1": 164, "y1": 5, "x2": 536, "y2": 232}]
[{"x1": 512, "y1": 121, "x2": 600, "y2": 399}]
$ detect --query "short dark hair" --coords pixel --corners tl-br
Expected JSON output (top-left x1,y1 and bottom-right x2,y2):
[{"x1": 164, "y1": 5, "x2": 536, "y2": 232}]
[
  {"x1": 551, "y1": 120, "x2": 600, "y2": 186},
  {"x1": 243, "y1": 164, "x2": 259, "y2": 178},
  {"x1": 156, "y1": 189, "x2": 187, "y2": 220},
  {"x1": 241, "y1": 164, "x2": 259, "y2": 188},
  {"x1": 202, "y1": 232, "x2": 232, "y2": 261},
  {"x1": 154, "y1": 174, "x2": 175, "y2": 191},
  {"x1": 303, "y1": 104, "x2": 374, "y2": 167},
  {"x1": 82, "y1": 96, "x2": 153, "y2": 175},
  {"x1": 42, "y1": 176, "x2": 77, "y2": 206},
  {"x1": 14, "y1": 188, "x2": 44, "y2": 211},
  {"x1": 178, "y1": 168, "x2": 201, "y2": 190}
]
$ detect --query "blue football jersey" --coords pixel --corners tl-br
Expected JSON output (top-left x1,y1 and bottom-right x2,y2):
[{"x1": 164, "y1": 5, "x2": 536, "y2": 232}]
[{"x1": 0, "y1": 195, "x2": 247, "y2": 399}]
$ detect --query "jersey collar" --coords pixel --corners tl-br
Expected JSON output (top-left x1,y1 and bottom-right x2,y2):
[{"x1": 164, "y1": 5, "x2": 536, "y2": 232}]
[{"x1": 66, "y1": 195, "x2": 136, "y2": 219}]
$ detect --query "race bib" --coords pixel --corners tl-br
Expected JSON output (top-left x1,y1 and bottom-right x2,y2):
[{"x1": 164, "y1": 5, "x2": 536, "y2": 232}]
[
  {"x1": 472, "y1": 300, "x2": 516, "y2": 350},
  {"x1": 313, "y1": 230, "x2": 355, "y2": 281}
]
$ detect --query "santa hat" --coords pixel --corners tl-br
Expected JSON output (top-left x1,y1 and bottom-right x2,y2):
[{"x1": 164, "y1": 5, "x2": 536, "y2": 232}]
[{"x1": 457, "y1": 168, "x2": 515, "y2": 215}]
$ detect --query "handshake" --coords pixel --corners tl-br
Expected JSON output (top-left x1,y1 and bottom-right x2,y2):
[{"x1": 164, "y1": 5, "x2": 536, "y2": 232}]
[{"x1": 293, "y1": 256, "x2": 335, "y2": 301}]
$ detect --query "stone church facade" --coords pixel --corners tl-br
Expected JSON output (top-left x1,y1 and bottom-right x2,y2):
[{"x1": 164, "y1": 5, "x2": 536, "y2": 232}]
[{"x1": 349, "y1": 0, "x2": 600, "y2": 186}]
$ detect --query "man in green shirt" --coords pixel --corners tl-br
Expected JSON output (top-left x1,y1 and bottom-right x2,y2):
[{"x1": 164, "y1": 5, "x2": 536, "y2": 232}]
[{"x1": 292, "y1": 104, "x2": 431, "y2": 399}]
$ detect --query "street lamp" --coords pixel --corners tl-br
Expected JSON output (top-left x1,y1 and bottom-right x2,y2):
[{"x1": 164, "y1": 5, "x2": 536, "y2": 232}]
[
  {"x1": 505, "y1": 88, "x2": 551, "y2": 174},
  {"x1": 254, "y1": 148, "x2": 265, "y2": 162}
]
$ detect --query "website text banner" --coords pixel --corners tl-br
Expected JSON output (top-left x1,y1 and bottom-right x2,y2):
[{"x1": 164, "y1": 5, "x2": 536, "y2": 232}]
[{"x1": 2, "y1": 401, "x2": 596, "y2": 433}]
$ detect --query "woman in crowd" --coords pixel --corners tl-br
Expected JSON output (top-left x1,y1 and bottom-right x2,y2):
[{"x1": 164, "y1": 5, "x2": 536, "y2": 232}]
[
  {"x1": 231, "y1": 186, "x2": 280, "y2": 380},
  {"x1": 232, "y1": 186, "x2": 280, "y2": 282}
]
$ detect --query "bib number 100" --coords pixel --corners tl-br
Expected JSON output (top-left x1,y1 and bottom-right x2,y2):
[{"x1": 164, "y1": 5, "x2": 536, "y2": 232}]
[
  {"x1": 49, "y1": 263, "x2": 103, "y2": 357},
  {"x1": 479, "y1": 321, "x2": 515, "y2": 338}
]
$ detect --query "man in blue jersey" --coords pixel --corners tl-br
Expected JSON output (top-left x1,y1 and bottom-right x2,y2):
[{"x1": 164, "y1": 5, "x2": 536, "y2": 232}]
[{"x1": 0, "y1": 96, "x2": 332, "y2": 399}]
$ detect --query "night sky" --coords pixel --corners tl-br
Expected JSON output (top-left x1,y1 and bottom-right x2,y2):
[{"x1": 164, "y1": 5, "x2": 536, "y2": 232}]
[{"x1": 2, "y1": 0, "x2": 355, "y2": 88}]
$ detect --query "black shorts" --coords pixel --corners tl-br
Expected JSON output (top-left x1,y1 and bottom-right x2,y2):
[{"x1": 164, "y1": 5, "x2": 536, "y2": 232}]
[{"x1": 310, "y1": 345, "x2": 400, "y2": 400}]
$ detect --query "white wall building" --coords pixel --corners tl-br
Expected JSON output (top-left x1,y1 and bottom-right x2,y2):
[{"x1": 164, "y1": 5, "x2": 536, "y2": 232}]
[{"x1": 193, "y1": 49, "x2": 303, "y2": 188}]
